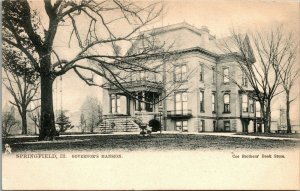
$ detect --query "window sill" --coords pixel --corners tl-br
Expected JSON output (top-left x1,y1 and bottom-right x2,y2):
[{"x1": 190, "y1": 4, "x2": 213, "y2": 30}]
[{"x1": 223, "y1": 112, "x2": 231, "y2": 114}]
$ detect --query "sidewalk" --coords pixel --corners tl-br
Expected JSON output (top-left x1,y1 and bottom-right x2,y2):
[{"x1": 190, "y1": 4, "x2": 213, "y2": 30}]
[
  {"x1": 158, "y1": 131, "x2": 300, "y2": 141},
  {"x1": 190, "y1": 132, "x2": 300, "y2": 141}
]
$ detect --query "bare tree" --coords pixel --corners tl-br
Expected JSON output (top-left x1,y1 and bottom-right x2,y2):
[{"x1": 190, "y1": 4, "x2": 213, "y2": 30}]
[
  {"x1": 28, "y1": 105, "x2": 41, "y2": 135},
  {"x1": 2, "y1": 51, "x2": 39, "y2": 135},
  {"x1": 2, "y1": 105, "x2": 20, "y2": 136},
  {"x1": 80, "y1": 96, "x2": 102, "y2": 133},
  {"x1": 277, "y1": 33, "x2": 299, "y2": 133},
  {"x1": 80, "y1": 113, "x2": 86, "y2": 133},
  {"x1": 221, "y1": 27, "x2": 286, "y2": 133},
  {"x1": 2, "y1": 0, "x2": 170, "y2": 140}
]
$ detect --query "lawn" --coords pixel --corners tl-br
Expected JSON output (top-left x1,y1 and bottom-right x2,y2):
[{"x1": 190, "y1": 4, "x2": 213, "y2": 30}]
[
  {"x1": 235, "y1": 132, "x2": 300, "y2": 138},
  {"x1": 3, "y1": 133, "x2": 300, "y2": 153}
]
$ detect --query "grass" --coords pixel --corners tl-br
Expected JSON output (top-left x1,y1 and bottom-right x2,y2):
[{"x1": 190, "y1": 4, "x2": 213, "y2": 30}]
[
  {"x1": 235, "y1": 132, "x2": 300, "y2": 138},
  {"x1": 3, "y1": 133, "x2": 300, "y2": 153}
]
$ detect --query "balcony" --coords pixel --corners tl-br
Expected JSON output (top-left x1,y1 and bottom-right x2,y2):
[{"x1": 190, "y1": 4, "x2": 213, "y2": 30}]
[
  {"x1": 240, "y1": 111, "x2": 255, "y2": 119},
  {"x1": 167, "y1": 109, "x2": 192, "y2": 119}
]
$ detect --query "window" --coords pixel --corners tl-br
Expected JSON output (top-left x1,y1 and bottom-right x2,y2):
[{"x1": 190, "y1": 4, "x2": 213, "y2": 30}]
[
  {"x1": 212, "y1": 67, "x2": 216, "y2": 84},
  {"x1": 212, "y1": 92, "x2": 216, "y2": 113},
  {"x1": 182, "y1": 121, "x2": 188, "y2": 131},
  {"x1": 256, "y1": 101, "x2": 261, "y2": 117},
  {"x1": 200, "y1": 90, "x2": 205, "y2": 112},
  {"x1": 224, "y1": 93, "x2": 230, "y2": 113},
  {"x1": 111, "y1": 96, "x2": 121, "y2": 113},
  {"x1": 223, "y1": 68, "x2": 229, "y2": 83},
  {"x1": 242, "y1": 94, "x2": 248, "y2": 112},
  {"x1": 200, "y1": 64, "x2": 204, "y2": 81},
  {"x1": 175, "y1": 65, "x2": 187, "y2": 82},
  {"x1": 199, "y1": 120, "x2": 205, "y2": 132},
  {"x1": 176, "y1": 120, "x2": 188, "y2": 132},
  {"x1": 249, "y1": 99, "x2": 254, "y2": 113},
  {"x1": 224, "y1": 121, "x2": 230, "y2": 131},
  {"x1": 242, "y1": 72, "x2": 248, "y2": 86},
  {"x1": 175, "y1": 92, "x2": 188, "y2": 114}
]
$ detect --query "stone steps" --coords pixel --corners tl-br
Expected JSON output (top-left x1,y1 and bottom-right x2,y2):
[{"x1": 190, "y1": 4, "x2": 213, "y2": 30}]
[{"x1": 95, "y1": 117, "x2": 140, "y2": 133}]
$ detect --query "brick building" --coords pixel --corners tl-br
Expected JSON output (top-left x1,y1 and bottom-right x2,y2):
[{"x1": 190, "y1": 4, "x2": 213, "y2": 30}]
[{"x1": 100, "y1": 22, "x2": 262, "y2": 133}]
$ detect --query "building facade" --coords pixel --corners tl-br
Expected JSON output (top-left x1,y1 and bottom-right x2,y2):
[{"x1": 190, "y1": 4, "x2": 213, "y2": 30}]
[{"x1": 100, "y1": 22, "x2": 262, "y2": 133}]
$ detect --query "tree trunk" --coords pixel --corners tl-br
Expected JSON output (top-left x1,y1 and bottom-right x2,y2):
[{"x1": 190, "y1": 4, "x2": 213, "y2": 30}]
[
  {"x1": 260, "y1": 102, "x2": 270, "y2": 133},
  {"x1": 264, "y1": 101, "x2": 271, "y2": 133},
  {"x1": 21, "y1": 110, "x2": 27, "y2": 135},
  {"x1": 38, "y1": 72, "x2": 56, "y2": 141},
  {"x1": 286, "y1": 93, "x2": 292, "y2": 133}
]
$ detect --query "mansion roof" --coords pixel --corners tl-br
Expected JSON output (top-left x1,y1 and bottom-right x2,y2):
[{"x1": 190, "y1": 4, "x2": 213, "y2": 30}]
[{"x1": 127, "y1": 22, "x2": 245, "y2": 58}]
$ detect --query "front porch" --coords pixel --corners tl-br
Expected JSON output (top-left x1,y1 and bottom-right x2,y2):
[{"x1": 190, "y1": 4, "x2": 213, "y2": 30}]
[{"x1": 107, "y1": 90, "x2": 162, "y2": 117}]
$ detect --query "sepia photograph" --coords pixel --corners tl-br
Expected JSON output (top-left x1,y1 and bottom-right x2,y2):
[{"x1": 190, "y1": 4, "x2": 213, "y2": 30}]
[{"x1": 2, "y1": 0, "x2": 300, "y2": 190}]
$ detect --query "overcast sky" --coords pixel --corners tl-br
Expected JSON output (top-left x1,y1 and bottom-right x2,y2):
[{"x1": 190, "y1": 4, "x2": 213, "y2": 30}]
[{"x1": 2, "y1": 0, "x2": 300, "y2": 121}]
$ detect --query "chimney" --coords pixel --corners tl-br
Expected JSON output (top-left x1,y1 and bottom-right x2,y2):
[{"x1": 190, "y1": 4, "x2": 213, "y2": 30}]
[{"x1": 201, "y1": 26, "x2": 210, "y2": 46}]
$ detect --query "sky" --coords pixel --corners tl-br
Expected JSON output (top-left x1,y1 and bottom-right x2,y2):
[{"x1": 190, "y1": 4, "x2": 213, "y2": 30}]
[{"x1": 2, "y1": 0, "x2": 300, "y2": 122}]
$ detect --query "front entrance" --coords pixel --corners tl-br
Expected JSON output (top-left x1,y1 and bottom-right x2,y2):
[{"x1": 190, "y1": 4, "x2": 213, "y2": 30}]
[{"x1": 135, "y1": 92, "x2": 159, "y2": 112}]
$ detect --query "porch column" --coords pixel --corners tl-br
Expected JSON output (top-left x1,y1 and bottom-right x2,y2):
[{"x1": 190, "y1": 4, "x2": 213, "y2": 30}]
[
  {"x1": 126, "y1": 96, "x2": 130, "y2": 115},
  {"x1": 152, "y1": 93, "x2": 156, "y2": 112},
  {"x1": 114, "y1": 94, "x2": 118, "y2": 113},
  {"x1": 141, "y1": 91, "x2": 146, "y2": 111},
  {"x1": 109, "y1": 94, "x2": 112, "y2": 113}
]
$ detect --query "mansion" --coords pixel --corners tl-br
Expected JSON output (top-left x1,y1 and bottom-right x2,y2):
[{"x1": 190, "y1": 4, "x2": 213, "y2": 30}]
[{"x1": 100, "y1": 22, "x2": 262, "y2": 133}]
